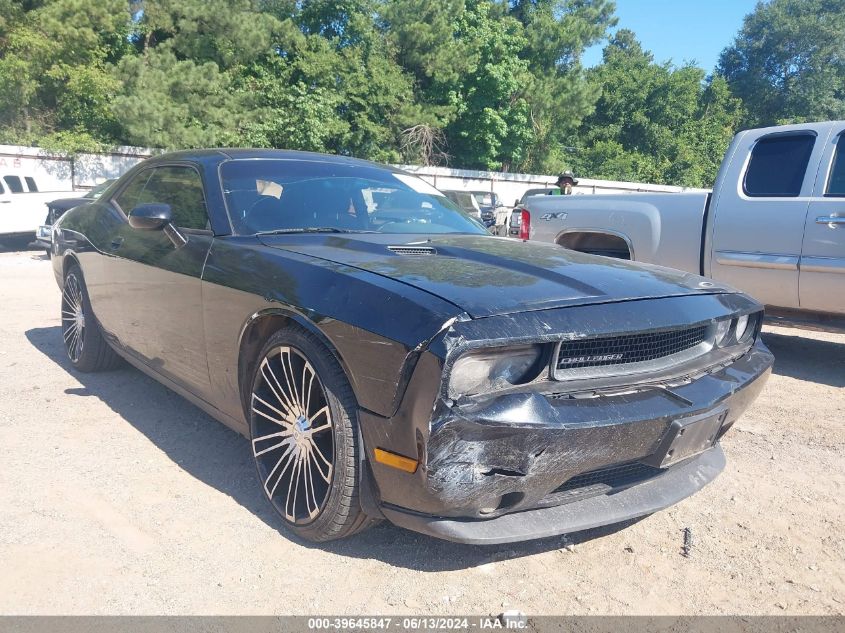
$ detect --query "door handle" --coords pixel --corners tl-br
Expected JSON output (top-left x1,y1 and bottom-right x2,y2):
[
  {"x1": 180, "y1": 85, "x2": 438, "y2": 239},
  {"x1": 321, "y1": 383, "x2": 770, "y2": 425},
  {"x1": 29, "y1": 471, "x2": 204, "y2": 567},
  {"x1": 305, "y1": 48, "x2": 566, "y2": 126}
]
[
  {"x1": 110, "y1": 237, "x2": 124, "y2": 249},
  {"x1": 816, "y1": 216, "x2": 845, "y2": 228},
  {"x1": 0, "y1": 200, "x2": 10, "y2": 204}
]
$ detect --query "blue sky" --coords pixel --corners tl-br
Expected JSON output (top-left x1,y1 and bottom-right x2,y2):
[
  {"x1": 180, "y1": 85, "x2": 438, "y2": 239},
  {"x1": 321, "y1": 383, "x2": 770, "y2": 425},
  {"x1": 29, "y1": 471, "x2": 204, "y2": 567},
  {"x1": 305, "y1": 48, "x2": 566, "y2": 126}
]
[{"x1": 583, "y1": 0, "x2": 761, "y2": 73}]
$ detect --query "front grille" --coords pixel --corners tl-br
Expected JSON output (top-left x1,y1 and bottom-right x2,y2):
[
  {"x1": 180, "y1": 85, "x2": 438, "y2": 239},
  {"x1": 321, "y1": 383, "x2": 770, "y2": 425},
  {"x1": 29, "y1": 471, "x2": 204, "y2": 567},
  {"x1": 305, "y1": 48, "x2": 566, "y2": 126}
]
[
  {"x1": 538, "y1": 462, "x2": 663, "y2": 508},
  {"x1": 556, "y1": 325, "x2": 708, "y2": 371},
  {"x1": 554, "y1": 462, "x2": 661, "y2": 493}
]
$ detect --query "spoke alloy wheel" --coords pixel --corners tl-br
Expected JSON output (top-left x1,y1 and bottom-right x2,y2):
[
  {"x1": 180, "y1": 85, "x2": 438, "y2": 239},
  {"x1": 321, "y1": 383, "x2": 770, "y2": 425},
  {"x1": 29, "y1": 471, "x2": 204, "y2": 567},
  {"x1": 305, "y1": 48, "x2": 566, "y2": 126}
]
[
  {"x1": 251, "y1": 346, "x2": 334, "y2": 524},
  {"x1": 61, "y1": 273, "x2": 85, "y2": 363}
]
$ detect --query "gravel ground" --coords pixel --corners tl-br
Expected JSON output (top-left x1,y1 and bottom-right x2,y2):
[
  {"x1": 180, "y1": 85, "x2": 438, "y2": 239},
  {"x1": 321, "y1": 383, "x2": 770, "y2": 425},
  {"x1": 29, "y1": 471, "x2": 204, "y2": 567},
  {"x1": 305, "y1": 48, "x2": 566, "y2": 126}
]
[{"x1": 0, "y1": 248, "x2": 843, "y2": 616}]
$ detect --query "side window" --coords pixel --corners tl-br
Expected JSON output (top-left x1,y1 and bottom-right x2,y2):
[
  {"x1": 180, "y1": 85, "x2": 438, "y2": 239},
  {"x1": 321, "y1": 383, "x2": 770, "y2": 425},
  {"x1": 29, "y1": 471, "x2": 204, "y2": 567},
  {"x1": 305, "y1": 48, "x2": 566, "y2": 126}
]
[
  {"x1": 137, "y1": 166, "x2": 210, "y2": 230},
  {"x1": 825, "y1": 135, "x2": 845, "y2": 197},
  {"x1": 3, "y1": 175, "x2": 23, "y2": 193},
  {"x1": 744, "y1": 133, "x2": 816, "y2": 197},
  {"x1": 0, "y1": 180, "x2": 5, "y2": 194},
  {"x1": 115, "y1": 170, "x2": 153, "y2": 213},
  {"x1": 24, "y1": 176, "x2": 37, "y2": 192}
]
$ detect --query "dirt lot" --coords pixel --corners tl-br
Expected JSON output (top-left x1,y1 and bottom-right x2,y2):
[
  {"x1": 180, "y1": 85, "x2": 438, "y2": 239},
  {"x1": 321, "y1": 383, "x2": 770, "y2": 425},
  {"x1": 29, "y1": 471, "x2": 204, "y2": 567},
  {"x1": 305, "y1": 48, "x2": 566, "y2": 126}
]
[{"x1": 0, "y1": 247, "x2": 843, "y2": 616}]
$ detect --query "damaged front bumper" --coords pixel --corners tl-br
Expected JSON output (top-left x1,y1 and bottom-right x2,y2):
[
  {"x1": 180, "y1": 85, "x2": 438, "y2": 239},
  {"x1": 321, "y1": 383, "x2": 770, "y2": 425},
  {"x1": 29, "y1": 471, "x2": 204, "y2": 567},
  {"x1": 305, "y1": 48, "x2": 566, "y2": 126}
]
[
  {"x1": 366, "y1": 338, "x2": 772, "y2": 544},
  {"x1": 382, "y1": 444, "x2": 726, "y2": 545}
]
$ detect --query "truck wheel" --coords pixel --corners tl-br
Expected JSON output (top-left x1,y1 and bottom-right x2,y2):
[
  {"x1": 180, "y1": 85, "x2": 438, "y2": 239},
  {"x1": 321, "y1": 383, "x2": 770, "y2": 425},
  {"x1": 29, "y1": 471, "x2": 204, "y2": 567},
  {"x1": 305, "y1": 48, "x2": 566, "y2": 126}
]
[
  {"x1": 61, "y1": 265, "x2": 122, "y2": 372},
  {"x1": 248, "y1": 326, "x2": 377, "y2": 542}
]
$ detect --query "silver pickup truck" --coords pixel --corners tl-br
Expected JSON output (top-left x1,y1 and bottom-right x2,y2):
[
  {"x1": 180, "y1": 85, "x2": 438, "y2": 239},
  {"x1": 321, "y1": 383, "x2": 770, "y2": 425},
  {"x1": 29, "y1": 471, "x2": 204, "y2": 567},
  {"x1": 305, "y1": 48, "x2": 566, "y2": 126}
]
[{"x1": 515, "y1": 121, "x2": 845, "y2": 330}]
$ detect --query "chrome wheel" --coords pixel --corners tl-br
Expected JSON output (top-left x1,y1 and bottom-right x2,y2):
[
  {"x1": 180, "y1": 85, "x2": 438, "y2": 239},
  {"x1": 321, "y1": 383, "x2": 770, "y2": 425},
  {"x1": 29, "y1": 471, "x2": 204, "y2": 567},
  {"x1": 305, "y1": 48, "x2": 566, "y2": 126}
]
[
  {"x1": 61, "y1": 273, "x2": 85, "y2": 363},
  {"x1": 251, "y1": 346, "x2": 334, "y2": 524}
]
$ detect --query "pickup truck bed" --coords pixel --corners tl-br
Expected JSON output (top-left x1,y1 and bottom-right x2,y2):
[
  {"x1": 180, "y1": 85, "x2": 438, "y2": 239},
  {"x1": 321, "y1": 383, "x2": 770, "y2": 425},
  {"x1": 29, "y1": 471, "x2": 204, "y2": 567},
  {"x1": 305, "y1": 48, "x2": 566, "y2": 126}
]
[{"x1": 522, "y1": 191, "x2": 711, "y2": 274}]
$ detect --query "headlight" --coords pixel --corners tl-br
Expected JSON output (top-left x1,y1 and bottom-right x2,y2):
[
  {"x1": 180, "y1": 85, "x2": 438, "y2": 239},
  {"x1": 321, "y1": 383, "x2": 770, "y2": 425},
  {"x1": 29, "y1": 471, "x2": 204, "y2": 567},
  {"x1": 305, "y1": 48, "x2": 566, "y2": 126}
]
[
  {"x1": 449, "y1": 345, "x2": 544, "y2": 398},
  {"x1": 714, "y1": 312, "x2": 760, "y2": 348},
  {"x1": 734, "y1": 314, "x2": 749, "y2": 341},
  {"x1": 736, "y1": 311, "x2": 761, "y2": 343},
  {"x1": 714, "y1": 319, "x2": 731, "y2": 347}
]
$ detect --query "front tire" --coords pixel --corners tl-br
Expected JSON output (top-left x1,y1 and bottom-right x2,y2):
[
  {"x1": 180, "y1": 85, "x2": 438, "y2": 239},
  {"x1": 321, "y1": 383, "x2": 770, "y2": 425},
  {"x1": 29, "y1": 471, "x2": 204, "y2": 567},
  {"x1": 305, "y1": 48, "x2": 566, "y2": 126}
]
[
  {"x1": 61, "y1": 265, "x2": 122, "y2": 372},
  {"x1": 248, "y1": 326, "x2": 375, "y2": 542}
]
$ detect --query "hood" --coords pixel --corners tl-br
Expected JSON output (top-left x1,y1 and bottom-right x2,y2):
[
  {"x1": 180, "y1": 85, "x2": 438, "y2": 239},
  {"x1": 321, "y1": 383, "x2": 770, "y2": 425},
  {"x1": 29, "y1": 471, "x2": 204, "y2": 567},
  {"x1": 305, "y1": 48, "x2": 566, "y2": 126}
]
[
  {"x1": 48, "y1": 197, "x2": 89, "y2": 211},
  {"x1": 258, "y1": 233, "x2": 731, "y2": 318}
]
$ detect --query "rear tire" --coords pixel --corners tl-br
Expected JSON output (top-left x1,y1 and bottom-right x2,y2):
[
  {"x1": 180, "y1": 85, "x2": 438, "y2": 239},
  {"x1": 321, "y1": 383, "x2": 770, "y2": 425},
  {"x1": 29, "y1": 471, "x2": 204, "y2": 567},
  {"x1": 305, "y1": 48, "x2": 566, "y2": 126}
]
[
  {"x1": 61, "y1": 264, "x2": 122, "y2": 372},
  {"x1": 248, "y1": 325, "x2": 377, "y2": 542}
]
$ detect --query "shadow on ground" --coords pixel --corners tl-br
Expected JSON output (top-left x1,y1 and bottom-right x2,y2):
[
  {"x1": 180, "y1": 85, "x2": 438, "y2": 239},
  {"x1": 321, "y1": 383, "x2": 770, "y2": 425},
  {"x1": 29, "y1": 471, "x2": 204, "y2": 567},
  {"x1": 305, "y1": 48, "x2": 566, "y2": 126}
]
[
  {"x1": 761, "y1": 330, "x2": 845, "y2": 388},
  {"x1": 26, "y1": 325, "x2": 671, "y2": 570},
  {"x1": 0, "y1": 238, "x2": 41, "y2": 254}
]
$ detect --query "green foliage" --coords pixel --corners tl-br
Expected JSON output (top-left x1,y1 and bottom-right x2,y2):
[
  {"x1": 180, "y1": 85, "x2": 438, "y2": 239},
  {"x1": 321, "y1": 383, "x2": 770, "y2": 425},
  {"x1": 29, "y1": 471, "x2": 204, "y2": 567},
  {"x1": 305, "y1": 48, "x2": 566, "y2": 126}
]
[
  {"x1": 0, "y1": 0, "x2": 836, "y2": 190},
  {"x1": 237, "y1": 52, "x2": 347, "y2": 153},
  {"x1": 113, "y1": 49, "x2": 254, "y2": 148},
  {"x1": 446, "y1": 1, "x2": 533, "y2": 170},
  {"x1": 573, "y1": 30, "x2": 744, "y2": 187},
  {"x1": 718, "y1": 0, "x2": 845, "y2": 127},
  {"x1": 0, "y1": 0, "x2": 130, "y2": 149},
  {"x1": 508, "y1": 0, "x2": 616, "y2": 173}
]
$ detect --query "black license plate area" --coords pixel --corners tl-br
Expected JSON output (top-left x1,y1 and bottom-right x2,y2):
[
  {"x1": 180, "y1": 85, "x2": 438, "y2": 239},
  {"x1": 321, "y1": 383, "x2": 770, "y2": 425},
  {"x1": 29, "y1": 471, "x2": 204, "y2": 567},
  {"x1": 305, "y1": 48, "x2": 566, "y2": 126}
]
[{"x1": 656, "y1": 410, "x2": 727, "y2": 468}]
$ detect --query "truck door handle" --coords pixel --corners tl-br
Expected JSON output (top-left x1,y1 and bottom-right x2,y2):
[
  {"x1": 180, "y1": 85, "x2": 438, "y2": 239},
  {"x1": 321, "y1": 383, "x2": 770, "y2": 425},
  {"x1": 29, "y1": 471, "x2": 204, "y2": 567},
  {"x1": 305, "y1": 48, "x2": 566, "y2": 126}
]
[
  {"x1": 0, "y1": 200, "x2": 10, "y2": 204},
  {"x1": 110, "y1": 237, "x2": 124, "y2": 249},
  {"x1": 816, "y1": 216, "x2": 845, "y2": 227}
]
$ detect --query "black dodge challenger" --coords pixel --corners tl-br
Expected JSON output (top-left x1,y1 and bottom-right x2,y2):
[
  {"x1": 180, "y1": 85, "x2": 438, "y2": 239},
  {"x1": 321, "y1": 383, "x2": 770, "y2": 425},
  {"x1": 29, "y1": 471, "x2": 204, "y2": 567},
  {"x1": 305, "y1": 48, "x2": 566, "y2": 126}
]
[{"x1": 50, "y1": 149, "x2": 774, "y2": 544}]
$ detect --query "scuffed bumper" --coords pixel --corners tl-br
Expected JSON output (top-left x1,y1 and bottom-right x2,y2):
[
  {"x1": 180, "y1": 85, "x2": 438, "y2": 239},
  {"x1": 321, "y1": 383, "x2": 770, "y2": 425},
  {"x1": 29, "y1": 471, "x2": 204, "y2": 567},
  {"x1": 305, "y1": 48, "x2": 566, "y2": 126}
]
[{"x1": 381, "y1": 444, "x2": 725, "y2": 545}]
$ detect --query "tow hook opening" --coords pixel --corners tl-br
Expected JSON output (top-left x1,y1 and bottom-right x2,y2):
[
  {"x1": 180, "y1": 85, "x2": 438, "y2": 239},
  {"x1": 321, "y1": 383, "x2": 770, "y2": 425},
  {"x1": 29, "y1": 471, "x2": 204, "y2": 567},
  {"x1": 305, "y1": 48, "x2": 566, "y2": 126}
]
[
  {"x1": 479, "y1": 491, "x2": 525, "y2": 516},
  {"x1": 496, "y1": 491, "x2": 524, "y2": 510}
]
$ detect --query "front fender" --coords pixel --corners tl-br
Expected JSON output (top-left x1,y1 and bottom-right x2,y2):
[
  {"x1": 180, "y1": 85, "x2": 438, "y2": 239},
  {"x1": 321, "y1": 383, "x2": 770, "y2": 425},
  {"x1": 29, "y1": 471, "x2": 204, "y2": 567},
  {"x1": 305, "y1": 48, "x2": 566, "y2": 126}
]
[{"x1": 201, "y1": 238, "x2": 463, "y2": 422}]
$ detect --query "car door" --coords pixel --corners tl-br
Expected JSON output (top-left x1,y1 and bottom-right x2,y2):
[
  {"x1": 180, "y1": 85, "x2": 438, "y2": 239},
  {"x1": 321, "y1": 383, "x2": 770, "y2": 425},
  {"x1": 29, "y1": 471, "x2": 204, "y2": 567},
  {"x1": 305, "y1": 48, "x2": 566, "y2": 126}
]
[
  {"x1": 108, "y1": 164, "x2": 214, "y2": 396},
  {"x1": 800, "y1": 127, "x2": 845, "y2": 315},
  {"x1": 709, "y1": 129, "x2": 824, "y2": 309}
]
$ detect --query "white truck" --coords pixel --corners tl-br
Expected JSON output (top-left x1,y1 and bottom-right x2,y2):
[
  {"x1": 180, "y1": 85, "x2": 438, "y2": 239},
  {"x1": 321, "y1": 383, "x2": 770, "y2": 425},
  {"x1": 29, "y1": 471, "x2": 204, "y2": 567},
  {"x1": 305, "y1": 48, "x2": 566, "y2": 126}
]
[
  {"x1": 0, "y1": 174, "x2": 73, "y2": 242},
  {"x1": 514, "y1": 121, "x2": 845, "y2": 330}
]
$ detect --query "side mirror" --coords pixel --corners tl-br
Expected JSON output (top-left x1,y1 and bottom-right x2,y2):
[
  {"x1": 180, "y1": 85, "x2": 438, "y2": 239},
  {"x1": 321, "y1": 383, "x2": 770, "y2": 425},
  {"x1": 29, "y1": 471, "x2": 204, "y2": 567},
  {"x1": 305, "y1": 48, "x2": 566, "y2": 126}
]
[{"x1": 129, "y1": 203, "x2": 172, "y2": 230}]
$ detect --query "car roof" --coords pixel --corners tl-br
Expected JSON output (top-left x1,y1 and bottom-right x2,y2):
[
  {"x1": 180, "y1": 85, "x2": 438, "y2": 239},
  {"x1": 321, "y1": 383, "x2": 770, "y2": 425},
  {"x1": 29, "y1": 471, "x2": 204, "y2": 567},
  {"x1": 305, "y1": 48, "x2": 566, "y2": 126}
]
[{"x1": 144, "y1": 148, "x2": 399, "y2": 172}]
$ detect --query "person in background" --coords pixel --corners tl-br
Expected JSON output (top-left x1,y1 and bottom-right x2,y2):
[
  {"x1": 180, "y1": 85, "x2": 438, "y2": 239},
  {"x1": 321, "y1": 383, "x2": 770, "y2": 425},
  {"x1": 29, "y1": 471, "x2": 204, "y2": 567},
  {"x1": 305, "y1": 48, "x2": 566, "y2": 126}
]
[{"x1": 550, "y1": 170, "x2": 578, "y2": 195}]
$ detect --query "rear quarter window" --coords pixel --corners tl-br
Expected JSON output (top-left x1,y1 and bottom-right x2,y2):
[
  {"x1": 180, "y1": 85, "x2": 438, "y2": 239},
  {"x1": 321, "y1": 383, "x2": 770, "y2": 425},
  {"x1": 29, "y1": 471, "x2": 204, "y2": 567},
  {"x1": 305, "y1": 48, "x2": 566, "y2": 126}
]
[
  {"x1": 743, "y1": 133, "x2": 816, "y2": 197},
  {"x1": 825, "y1": 134, "x2": 845, "y2": 197}
]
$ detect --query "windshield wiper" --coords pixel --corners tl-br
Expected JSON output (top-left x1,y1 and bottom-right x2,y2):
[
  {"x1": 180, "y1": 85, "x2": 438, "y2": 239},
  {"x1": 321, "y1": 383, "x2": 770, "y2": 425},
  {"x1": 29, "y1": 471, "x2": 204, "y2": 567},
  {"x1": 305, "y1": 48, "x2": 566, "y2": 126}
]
[{"x1": 256, "y1": 227, "x2": 371, "y2": 235}]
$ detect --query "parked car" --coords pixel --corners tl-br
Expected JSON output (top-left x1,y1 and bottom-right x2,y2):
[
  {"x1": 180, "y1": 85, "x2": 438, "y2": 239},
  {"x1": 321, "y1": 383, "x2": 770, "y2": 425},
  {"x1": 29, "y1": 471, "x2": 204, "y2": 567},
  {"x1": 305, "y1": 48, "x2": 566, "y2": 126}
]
[
  {"x1": 51, "y1": 149, "x2": 772, "y2": 544},
  {"x1": 470, "y1": 191, "x2": 509, "y2": 233},
  {"x1": 508, "y1": 188, "x2": 555, "y2": 236},
  {"x1": 35, "y1": 179, "x2": 116, "y2": 254},
  {"x1": 441, "y1": 189, "x2": 494, "y2": 228},
  {"x1": 514, "y1": 121, "x2": 845, "y2": 331},
  {"x1": 0, "y1": 174, "x2": 72, "y2": 242}
]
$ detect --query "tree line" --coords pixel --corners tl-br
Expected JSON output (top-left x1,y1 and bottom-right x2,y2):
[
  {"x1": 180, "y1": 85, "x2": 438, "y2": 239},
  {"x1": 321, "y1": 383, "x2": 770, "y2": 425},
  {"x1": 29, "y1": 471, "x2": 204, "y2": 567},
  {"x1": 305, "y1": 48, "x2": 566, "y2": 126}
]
[{"x1": 0, "y1": 0, "x2": 843, "y2": 188}]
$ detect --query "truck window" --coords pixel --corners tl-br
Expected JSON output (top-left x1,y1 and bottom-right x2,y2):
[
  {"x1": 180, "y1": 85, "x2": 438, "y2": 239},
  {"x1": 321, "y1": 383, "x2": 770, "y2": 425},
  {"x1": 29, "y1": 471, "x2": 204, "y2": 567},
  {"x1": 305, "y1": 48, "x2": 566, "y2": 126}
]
[
  {"x1": 3, "y1": 175, "x2": 24, "y2": 193},
  {"x1": 0, "y1": 181, "x2": 4, "y2": 194},
  {"x1": 743, "y1": 133, "x2": 815, "y2": 197},
  {"x1": 24, "y1": 176, "x2": 37, "y2": 192},
  {"x1": 825, "y1": 135, "x2": 845, "y2": 197}
]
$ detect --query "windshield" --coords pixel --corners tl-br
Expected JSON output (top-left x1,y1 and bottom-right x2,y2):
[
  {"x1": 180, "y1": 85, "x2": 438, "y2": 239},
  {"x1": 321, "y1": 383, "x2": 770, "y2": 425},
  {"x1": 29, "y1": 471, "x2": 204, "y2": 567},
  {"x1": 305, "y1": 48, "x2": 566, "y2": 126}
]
[
  {"x1": 221, "y1": 159, "x2": 487, "y2": 235},
  {"x1": 471, "y1": 192, "x2": 495, "y2": 207}
]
